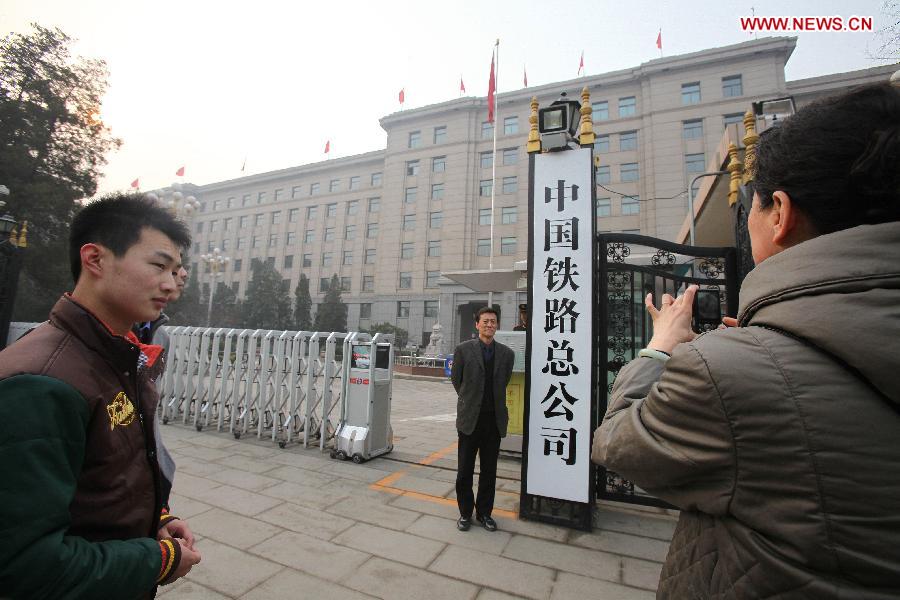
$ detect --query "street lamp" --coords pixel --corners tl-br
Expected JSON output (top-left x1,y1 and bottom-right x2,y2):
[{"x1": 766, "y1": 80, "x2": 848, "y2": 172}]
[
  {"x1": 200, "y1": 247, "x2": 230, "y2": 327},
  {"x1": 145, "y1": 182, "x2": 200, "y2": 219}
]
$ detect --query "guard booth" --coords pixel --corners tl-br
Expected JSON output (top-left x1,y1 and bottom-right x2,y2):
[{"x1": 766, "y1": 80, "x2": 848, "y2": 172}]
[{"x1": 331, "y1": 332, "x2": 394, "y2": 463}]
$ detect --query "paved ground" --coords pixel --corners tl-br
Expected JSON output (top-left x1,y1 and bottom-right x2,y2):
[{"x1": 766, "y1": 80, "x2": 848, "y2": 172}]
[{"x1": 158, "y1": 377, "x2": 676, "y2": 599}]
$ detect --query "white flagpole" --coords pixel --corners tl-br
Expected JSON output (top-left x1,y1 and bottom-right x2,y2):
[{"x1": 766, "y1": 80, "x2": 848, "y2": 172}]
[{"x1": 488, "y1": 39, "x2": 499, "y2": 312}]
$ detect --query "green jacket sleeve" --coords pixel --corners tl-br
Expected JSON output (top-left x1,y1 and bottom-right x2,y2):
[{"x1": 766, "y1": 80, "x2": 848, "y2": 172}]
[{"x1": 0, "y1": 374, "x2": 162, "y2": 600}]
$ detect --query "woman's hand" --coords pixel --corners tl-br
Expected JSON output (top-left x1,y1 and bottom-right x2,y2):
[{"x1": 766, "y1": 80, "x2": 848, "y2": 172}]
[{"x1": 645, "y1": 285, "x2": 698, "y2": 354}]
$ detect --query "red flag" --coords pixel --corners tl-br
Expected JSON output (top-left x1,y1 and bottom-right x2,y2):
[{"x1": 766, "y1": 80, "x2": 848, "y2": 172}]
[
  {"x1": 324, "y1": 140, "x2": 330, "y2": 154},
  {"x1": 487, "y1": 52, "x2": 496, "y2": 124},
  {"x1": 578, "y1": 51, "x2": 584, "y2": 76},
  {"x1": 398, "y1": 88, "x2": 405, "y2": 104},
  {"x1": 460, "y1": 77, "x2": 466, "y2": 94},
  {"x1": 130, "y1": 178, "x2": 139, "y2": 189},
  {"x1": 656, "y1": 30, "x2": 662, "y2": 50},
  {"x1": 523, "y1": 66, "x2": 528, "y2": 88},
  {"x1": 175, "y1": 166, "x2": 185, "y2": 177}
]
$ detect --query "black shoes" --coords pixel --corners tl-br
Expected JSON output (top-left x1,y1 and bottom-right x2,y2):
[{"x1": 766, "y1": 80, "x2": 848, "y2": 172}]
[
  {"x1": 476, "y1": 514, "x2": 498, "y2": 532},
  {"x1": 457, "y1": 516, "x2": 471, "y2": 531}
]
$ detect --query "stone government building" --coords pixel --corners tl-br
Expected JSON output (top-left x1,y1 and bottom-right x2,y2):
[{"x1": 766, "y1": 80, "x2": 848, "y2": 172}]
[{"x1": 174, "y1": 36, "x2": 896, "y2": 350}]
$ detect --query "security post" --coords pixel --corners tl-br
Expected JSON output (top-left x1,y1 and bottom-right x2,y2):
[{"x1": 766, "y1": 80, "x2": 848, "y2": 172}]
[{"x1": 520, "y1": 89, "x2": 597, "y2": 531}]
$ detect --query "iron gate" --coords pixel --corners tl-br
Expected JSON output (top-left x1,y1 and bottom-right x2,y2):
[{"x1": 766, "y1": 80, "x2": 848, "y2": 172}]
[{"x1": 595, "y1": 233, "x2": 739, "y2": 507}]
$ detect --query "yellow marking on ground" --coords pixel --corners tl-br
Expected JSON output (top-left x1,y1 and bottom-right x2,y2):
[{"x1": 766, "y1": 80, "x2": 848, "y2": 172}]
[{"x1": 418, "y1": 441, "x2": 459, "y2": 466}]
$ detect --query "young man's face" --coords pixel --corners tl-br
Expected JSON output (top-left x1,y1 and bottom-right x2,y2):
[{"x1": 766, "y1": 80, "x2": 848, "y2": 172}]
[
  {"x1": 100, "y1": 228, "x2": 180, "y2": 325},
  {"x1": 475, "y1": 312, "x2": 498, "y2": 341}
]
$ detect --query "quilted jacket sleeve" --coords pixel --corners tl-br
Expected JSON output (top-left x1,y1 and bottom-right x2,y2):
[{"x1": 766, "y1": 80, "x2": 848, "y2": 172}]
[
  {"x1": 591, "y1": 343, "x2": 736, "y2": 514},
  {"x1": 0, "y1": 374, "x2": 162, "y2": 600}
]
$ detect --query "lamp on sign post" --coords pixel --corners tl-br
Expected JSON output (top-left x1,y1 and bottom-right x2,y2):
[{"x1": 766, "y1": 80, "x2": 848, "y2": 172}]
[{"x1": 200, "y1": 247, "x2": 229, "y2": 327}]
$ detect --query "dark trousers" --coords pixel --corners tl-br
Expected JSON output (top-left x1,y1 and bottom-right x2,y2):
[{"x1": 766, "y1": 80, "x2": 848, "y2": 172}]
[{"x1": 456, "y1": 411, "x2": 501, "y2": 519}]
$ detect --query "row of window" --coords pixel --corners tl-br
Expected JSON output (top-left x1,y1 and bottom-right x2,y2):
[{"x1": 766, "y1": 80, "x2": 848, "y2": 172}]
[
  {"x1": 403, "y1": 184, "x2": 448, "y2": 203},
  {"x1": 198, "y1": 198, "x2": 382, "y2": 234},
  {"x1": 206, "y1": 173, "x2": 383, "y2": 212},
  {"x1": 681, "y1": 75, "x2": 743, "y2": 105},
  {"x1": 596, "y1": 196, "x2": 640, "y2": 217},
  {"x1": 357, "y1": 301, "x2": 439, "y2": 320},
  {"x1": 479, "y1": 148, "x2": 519, "y2": 168},
  {"x1": 595, "y1": 163, "x2": 640, "y2": 184},
  {"x1": 406, "y1": 156, "x2": 447, "y2": 175},
  {"x1": 319, "y1": 271, "x2": 444, "y2": 294},
  {"x1": 479, "y1": 176, "x2": 518, "y2": 196},
  {"x1": 479, "y1": 117, "x2": 519, "y2": 140},
  {"x1": 408, "y1": 126, "x2": 448, "y2": 148}
]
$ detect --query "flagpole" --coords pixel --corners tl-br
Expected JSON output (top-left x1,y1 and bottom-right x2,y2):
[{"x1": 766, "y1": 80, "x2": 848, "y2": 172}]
[{"x1": 488, "y1": 38, "x2": 499, "y2": 312}]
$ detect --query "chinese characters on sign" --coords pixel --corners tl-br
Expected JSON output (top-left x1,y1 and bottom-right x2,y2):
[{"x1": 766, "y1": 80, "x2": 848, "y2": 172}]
[{"x1": 527, "y1": 148, "x2": 593, "y2": 503}]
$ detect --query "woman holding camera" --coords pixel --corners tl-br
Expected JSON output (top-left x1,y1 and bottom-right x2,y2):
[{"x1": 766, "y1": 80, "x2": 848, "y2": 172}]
[{"x1": 592, "y1": 82, "x2": 900, "y2": 598}]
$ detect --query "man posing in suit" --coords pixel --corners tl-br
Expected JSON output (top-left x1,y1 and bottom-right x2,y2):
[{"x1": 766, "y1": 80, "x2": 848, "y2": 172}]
[{"x1": 451, "y1": 307, "x2": 514, "y2": 532}]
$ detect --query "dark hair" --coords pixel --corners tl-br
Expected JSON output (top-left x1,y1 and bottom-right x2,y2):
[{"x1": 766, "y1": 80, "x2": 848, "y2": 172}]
[
  {"x1": 753, "y1": 82, "x2": 900, "y2": 234},
  {"x1": 475, "y1": 306, "x2": 499, "y2": 322},
  {"x1": 69, "y1": 193, "x2": 192, "y2": 283}
]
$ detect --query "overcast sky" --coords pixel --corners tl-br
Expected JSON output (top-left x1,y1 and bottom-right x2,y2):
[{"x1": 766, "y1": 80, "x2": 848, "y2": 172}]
[{"x1": 2, "y1": 0, "x2": 896, "y2": 197}]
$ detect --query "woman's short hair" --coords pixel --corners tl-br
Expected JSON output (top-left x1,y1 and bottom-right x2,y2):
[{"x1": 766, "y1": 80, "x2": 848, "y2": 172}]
[{"x1": 753, "y1": 82, "x2": 900, "y2": 234}]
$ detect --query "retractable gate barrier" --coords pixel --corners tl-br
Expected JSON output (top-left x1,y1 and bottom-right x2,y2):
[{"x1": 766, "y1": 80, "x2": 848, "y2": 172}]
[{"x1": 157, "y1": 328, "x2": 378, "y2": 451}]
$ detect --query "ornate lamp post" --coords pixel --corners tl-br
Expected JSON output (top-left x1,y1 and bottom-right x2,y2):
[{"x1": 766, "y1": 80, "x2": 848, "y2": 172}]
[
  {"x1": 145, "y1": 183, "x2": 200, "y2": 219},
  {"x1": 200, "y1": 247, "x2": 229, "y2": 327}
]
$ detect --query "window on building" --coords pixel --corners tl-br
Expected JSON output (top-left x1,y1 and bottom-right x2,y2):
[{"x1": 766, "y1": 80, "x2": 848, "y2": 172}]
[
  {"x1": 405, "y1": 187, "x2": 417, "y2": 204},
  {"x1": 304, "y1": 229, "x2": 314, "y2": 243},
  {"x1": 503, "y1": 116, "x2": 518, "y2": 135},
  {"x1": 481, "y1": 121, "x2": 493, "y2": 139},
  {"x1": 221, "y1": 239, "x2": 230, "y2": 251},
  {"x1": 622, "y1": 195, "x2": 640, "y2": 215},
  {"x1": 349, "y1": 176, "x2": 360, "y2": 190},
  {"x1": 254, "y1": 213, "x2": 264, "y2": 226},
  {"x1": 223, "y1": 218, "x2": 232, "y2": 231},
  {"x1": 596, "y1": 135, "x2": 610, "y2": 153},
  {"x1": 683, "y1": 119, "x2": 703, "y2": 139},
  {"x1": 252, "y1": 236, "x2": 261, "y2": 248},
  {"x1": 722, "y1": 75, "x2": 743, "y2": 97},
  {"x1": 618, "y1": 96, "x2": 636, "y2": 117},
  {"x1": 367, "y1": 222, "x2": 378, "y2": 238},
  {"x1": 480, "y1": 152, "x2": 493, "y2": 169},
  {"x1": 233, "y1": 258, "x2": 242, "y2": 272},
  {"x1": 371, "y1": 172, "x2": 383, "y2": 187},
  {"x1": 476, "y1": 238, "x2": 491, "y2": 256},
  {"x1": 433, "y1": 126, "x2": 447, "y2": 144},
  {"x1": 310, "y1": 182, "x2": 320, "y2": 195},
  {"x1": 288, "y1": 208, "x2": 299, "y2": 222},
  {"x1": 431, "y1": 183, "x2": 444, "y2": 201},
  {"x1": 236, "y1": 237, "x2": 245, "y2": 250},
  {"x1": 286, "y1": 231, "x2": 296, "y2": 246},
  {"x1": 346, "y1": 200, "x2": 358, "y2": 215},
  {"x1": 274, "y1": 189, "x2": 283, "y2": 202},
  {"x1": 265, "y1": 256, "x2": 275, "y2": 268},
  {"x1": 424, "y1": 300, "x2": 438, "y2": 317},
  {"x1": 619, "y1": 131, "x2": 637, "y2": 151},
  {"x1": 478, "y1": 208, "x2": 492, "y2": 226},
  {"x1": 359, "y1": 303, "x2": 372, "y2": 319},
  {"x1": 427, "y1": 240, "x2": 441, "y2": 257},
  {"x1": 302, "y1": 253, "x2": 312, "y2": 267},
  {"x1": 401, "y1": 242, "x2": 414, "y2": 259},
  {"x1": 406, "y1": 160, "x2": 420, "y2": 176},
  {"x1": 596, "y1": 165, "x2": 611, "y2": 184},
  {"x1": 501, "y1": 206, "x2": 517, "y2": 224},
  {"x1": 326, "y1": 203, "x2": 337, "y2": 218},
  {"x1": 238, "y1": 215, "x2": 249, "y2": 229},
  {"x1": 226, "y1": 197, "x2": 235, "y2": 208},
  {"x1": 343, "y1": 250, "x2": 353, "y2": 265},
  {"x1": 425, "y1": 271, "x2": 440, "y2": 289},
  {"x1": 724, "y1": 113, "x2": 744, "y2": 129},
  {"x1": 242, "y1": 194, "x2": 251, "y2": 207},
  {"x1": 324, "y1": 226, "x2": 335, "y2": 242},
  {"x1": 408, "y1": 130, "x2": 421, "y2": 148},
  {"x1": 209, "y1": 220, "x2": 218, "y2": 233},
  {"x1": 685, "y1": 153, "x2": 706, "y2": 173},
  {"x1": 307, "y1": 205, "x2": 317, "y2": 219},
  {"x1": 399, "y1": 272, "x2": 412, "y2": 289},
  {"x1": 620, "y1": 163, "x2": 639, "y2": 182},
  {"x1": 291, "y1": 186, "x2": 303, "y2": 199},
  {"x1": 367, "y1": 197, "x2": 380, "y2": 213},
  {"x1": 402, "y1": 214, "x2": 416, "y2": 230},
  {"x1": 271, "y1": 211, "x2": 281, "y2": 225},
  {"x1": 500, "y1": 237, "x2": 517, "y2": 255},
  {"x1": 502, "y1": 147, "x2": 518, "y2": 165},
  {"x1": 345, "y1": 225, "x2": 355, "y2": 240},
  {"x1": 257, "y1": 192, "x2": 266, "y2": 204},
  {"x1": 321, "y1": 252, "x2": 333, "y2": 267},
  {"x1": 480, "y1": 180, "x2": 493, "y2": 197},
  {"x1": 340, "y1": 277, "x2": 351, "y2": 292},
  {"x1": 592, "y1": 100, "x2": 609, "y2": 120},
  {"x1": 397, "y1": 301, "x2": 410, "y2": 317},
  {"x1": 284, "y1": 255, "x2": 293, "y2": 269},
  {"x1": 682, "y1": 82, "x2": 701, "y2": 105},
  {"x1": 363, "y1": 275, "x2": 374, "y2": 292},
  {"x1": 320, "y1": 278, "x2": 330, "y2": 292},
  {"x1": 365, "y1": 248, "x2": 376, "y2": 264},
  {"x1": 429, "y1": 211, "x2": 443, "y2": 229},
  {"x1": 596, "y1": 197, "x2": 611, "y2": 217},
  {"x1": 432, "y1": 156, "x2": 446, "y2": 173}
]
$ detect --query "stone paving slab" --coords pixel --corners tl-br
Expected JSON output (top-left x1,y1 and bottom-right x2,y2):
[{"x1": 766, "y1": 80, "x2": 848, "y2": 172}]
[
  {"x1": 344, "y1": 557, "x2": 480, "y2": 600},
  {"x1": 187, "y1": 508, "x2": 282, "y2": 549},
  {"x1": 250, "y1": 530, "x2": 371, "y2": 582},
  {"x1": 237, "y1": 568, "x2": 375, "y2": 600},
  {"x1": 429, "y1": 545, "x2": 556, "y2": 600},
  {"x1": 502, "y1": 534, "x2": 620, "y2": 583},
  {"x1": 406, "y1": 514, "x2": 513, "y2": 555},
  {"x1": 551, "y1": 573, "x2": 656, "y2": 600},
  {"x1": 255, "y1": 502, "x2": 355, "y2": 541},
  {"x1": 183, "y1": 538, "x2": 283, "y2": 597},
  {"x1": 332, "y1": 522, "x2": 446, "y2": 568}
]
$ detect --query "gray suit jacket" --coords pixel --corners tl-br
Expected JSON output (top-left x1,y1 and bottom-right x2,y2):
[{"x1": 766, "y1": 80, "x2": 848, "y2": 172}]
[{"x1": 451, "y1": 338, "x2": 514, "y2": 436}]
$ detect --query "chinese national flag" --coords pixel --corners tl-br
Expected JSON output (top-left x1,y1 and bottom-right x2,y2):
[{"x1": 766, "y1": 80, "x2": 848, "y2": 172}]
[
  {"x1": 175, "y1": 166, "x2": 185, "y2": 177},
  {"x1": 130, "y1": 178, "x2": 139, "y2": 189},
  {"x1": 578, "y1": 51, "x2": 584, "y2": 76},
  {"x1": 523, "y1": 66, "x2": 528, "y2": 88},
  {"x1": 656, "y1": 30, "x2": 662, "y2": 50},
  {"x1": 460, "y1": 77, "x2": 466, "y2": 94},
  {"x1": 324, "y1": 140, "x2": 330, "y2": 154},
  {"x1": 487, "y1": 53, "x2": 496, "y2": 123},
  {"x1": 398, "y1": 88, "x2": 405, "y2": 104}
]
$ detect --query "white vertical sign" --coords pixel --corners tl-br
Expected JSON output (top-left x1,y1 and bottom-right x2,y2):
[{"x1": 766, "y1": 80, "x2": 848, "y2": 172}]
[{"x1": 526, "y1": 148, "x2": 593, "y2": 503}]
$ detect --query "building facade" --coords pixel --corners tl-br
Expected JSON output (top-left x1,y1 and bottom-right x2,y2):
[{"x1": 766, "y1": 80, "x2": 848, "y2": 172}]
[{"x1": 180, "y1": 37, "x2": 896, "y2": 349}]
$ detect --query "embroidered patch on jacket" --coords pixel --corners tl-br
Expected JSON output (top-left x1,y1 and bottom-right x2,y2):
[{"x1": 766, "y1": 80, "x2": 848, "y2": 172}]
[{"x1": 107, "y1": 391, "x2": 136, "y2": 430}]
